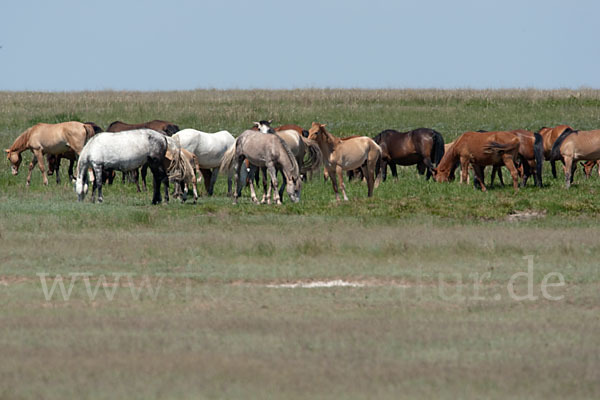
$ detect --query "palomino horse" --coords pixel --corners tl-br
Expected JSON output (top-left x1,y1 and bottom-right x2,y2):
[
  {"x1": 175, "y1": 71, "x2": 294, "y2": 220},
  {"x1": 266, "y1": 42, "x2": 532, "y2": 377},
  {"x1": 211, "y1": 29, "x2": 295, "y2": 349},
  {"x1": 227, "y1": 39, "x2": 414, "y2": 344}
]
[
  {"x1": 220, "y1": 129, "x2": 302, "y2": 205},
  {"x1": 76, "y1": 129, "x2": 170, "y2": 204},
  {"x1": 434, "y1": 131, "x2": 520, "y2": 191},
  {"x1": 46, "y1": 122, "x2": 104, "y2": 183},
  {"x1": 550, "y1": 128, "x2": 600, "y2": 188},
  {"x1": 374, "y1": 128, "x2": 445, "y2": 181},
  {"x1": 249, "y1": 121, "x2": 321, "y2": 203},
  {"x1": 5, "y1": 121, "x2": 96, "y2": 186},
  {"x1": 308, "y1": 122, "x2": 381, "y2": 201},
  {"x1": 537, "y1": 125, "x2": 573, "y2": 178},
  {"x1": 172, "y1": 128, "x2": 235, "y2": 196}
]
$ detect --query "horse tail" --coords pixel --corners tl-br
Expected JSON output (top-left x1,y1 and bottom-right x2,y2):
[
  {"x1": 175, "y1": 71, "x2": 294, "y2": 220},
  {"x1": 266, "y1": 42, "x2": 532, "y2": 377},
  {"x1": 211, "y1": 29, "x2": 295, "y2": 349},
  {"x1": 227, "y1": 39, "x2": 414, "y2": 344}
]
[
  {"x1": 431, "y1": 129, "x2": 445, "y2": 165},
  {"x1": 534, "y1": 132, "x2": 544, "y2": 186},
  {"x1": 299, "y1": 137, "x2": 322, "y2": 173},
  {"x1": 75, "y1": 150, "x2": 90, "y2": 198},
  {"x1": 220, "y1": 141, "x2": 237, "y2": 173},
  {"x1": 550, "y1": 128, "x2": 576, "y2": 161},
  {"x1": 302, "y1": 129, "x2": 309, "y2": 138}
]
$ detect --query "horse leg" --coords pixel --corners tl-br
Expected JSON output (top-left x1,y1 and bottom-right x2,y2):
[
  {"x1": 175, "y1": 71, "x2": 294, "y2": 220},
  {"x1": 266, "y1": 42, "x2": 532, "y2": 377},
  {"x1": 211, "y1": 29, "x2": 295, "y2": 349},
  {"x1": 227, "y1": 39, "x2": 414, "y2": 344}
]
[
  {"x1": 278, "y1": 171, "x2": 287, "y2": 203},
  {"x1": 68, "y1": 158, "x2": 75, "y2": 182},
  {"x1": 227, "y1": 167, "x2": 233, "y2": 197},
  {"x1": 26, "y1": 155, "x2": 38, "y2": 186},
  {"x1": 266, "y1": 163, "x2": 281, "y2": 205},
  {"x1": 328, "y1": 167, "x2": 340, "y2": 201},
  {"x1": 261, "y1": 167, "x2": 269, "y2": 204},
  {"x1": 247, "y1": 167, "x2": 260, "y2": 204},
  {"x1": 92, "y1": 165, "x2": 104, "y2": 203},
  {"x1": 33, "y1": 149, "x2": 48, "y2": 186},
  {"x1": 460, "y1": 156, "x2": 470, "y2": 184},
  {"x1": 199, "y1": 169, "x2": 211, "y2": 196},
  {"x1": 337, "y1": 165, "x2": 349, "y2": 201},
  {"x1": 55, "y1": 156, "x2": 61, "y2": 184},
  {"x1": 551, "y1": 160, "x2": 557, "y2": 179},
  {"x1": 501, "y1": 155, "x2": 520, "y2": 192},
  {"x1": 141, "y1": 164, "x2": 148, "y2": 192},
  {"x1": 366, "y1": 159, "x2": 376, "y2": 197},
  {"x1": 473, "y1": 164, "x2": 487, "y2": 192},
  {"x1": 233, "y1": 160, "x2": 243, "y2": 204},
  {"x1": 390, "y1": 163, "x2": 398, "y2": 181},
  {"x1": 208, "y1": 168, "x2": 219, "y2": 196}
]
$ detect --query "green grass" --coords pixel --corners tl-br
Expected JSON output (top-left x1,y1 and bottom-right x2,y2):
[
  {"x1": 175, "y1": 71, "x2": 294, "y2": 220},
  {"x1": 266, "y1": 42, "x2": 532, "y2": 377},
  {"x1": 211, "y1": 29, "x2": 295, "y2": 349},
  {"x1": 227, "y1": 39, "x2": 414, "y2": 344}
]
[{"x1": 1, "y1": 89, "x2": 599, "y2": 399}]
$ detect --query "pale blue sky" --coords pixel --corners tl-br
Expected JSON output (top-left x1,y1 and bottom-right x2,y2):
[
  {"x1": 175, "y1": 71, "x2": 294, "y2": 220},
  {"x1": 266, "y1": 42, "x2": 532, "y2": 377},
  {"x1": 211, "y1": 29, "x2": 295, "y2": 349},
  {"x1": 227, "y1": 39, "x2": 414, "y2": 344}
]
[{"x1": 1, "y1": 0, "x2": 598, "y2": 91}]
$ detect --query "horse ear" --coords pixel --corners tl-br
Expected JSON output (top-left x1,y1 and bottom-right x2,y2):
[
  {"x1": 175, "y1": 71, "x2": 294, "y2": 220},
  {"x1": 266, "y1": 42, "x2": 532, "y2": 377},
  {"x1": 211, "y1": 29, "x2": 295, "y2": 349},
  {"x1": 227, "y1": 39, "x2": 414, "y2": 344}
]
[
  {"x1": 4, "y1": 149, "x2": 9, "y2": 153},
  {"x1": 252, "y1": 122, "x2": 259, "y2": 127},
  {"x1": 268, "y1": 120, "x2": 273, "y2": 124},
  {"x1": 321, "y1": 124, "x2": 327, "y2": 128}
]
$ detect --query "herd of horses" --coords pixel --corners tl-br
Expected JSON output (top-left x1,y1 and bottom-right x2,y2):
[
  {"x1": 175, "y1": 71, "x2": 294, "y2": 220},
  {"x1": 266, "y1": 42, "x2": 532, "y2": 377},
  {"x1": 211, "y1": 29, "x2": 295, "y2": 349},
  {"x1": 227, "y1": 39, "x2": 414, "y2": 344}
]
[{"x1": 4, "y1": 119, "x2": 599, "y2": 204}]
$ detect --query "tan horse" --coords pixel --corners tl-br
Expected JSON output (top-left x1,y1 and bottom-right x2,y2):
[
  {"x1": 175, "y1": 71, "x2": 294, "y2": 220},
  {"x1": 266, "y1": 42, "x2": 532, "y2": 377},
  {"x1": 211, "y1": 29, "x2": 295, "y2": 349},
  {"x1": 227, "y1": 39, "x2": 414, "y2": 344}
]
[
  {"x1": 538, "y1": 125, "x2": 572, "y2": 178},
  {"x1": 434, "y1": 131, "x2": 520, "y2": 191},
  {"x1": 550, "y1": 129, "x2": 600, "y2": 188},
  {"x1": 5, "y1": 122, "x2": 95, "y2": 186},
  {"x1": 307, "y1": 122, "x2": 381, "y2": 201}
]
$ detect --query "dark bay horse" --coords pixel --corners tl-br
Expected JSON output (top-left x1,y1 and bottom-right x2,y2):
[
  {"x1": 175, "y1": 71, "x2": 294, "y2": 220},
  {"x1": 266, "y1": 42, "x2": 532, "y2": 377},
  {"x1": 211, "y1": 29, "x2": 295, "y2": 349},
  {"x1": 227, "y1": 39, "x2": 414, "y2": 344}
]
[{"x1": 374, "y1": 128, "x2": 445, "y2": 181}]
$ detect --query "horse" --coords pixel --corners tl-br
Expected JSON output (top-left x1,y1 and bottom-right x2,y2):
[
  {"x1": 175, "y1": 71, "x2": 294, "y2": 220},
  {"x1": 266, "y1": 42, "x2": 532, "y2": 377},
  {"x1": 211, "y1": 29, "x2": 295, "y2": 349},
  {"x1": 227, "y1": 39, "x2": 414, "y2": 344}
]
[
  {"x1": 374, "y1": 128, "x2": 445, "y2": 181},
  {"x1": 510, "y1": 129, "x2": 544, "y2": 187},
  {"x1": 550, "y1": 128, "x2": 600, "y2": 188},
  {"x1": 582, "y1": 160, "x2": 600, "y2": 178},
  {"x1": 433, "y1": 131, "x2": 520, "y2": 191},
  {"x1": 107, "y1": 120, "x2": 180, "y2": 136},
  {"x1": 537, "y1": 125, "x2": 573, "y2": 178},
  {"x1": 248, "y1": 121, "x2": 321, "y2": 203},
  {"x1": 171, "y1": 128, "x2": 235, "y2": 196},
  {"x1": 307, "y1": 122, "x2": 381, "y2": 201},
  {"x1": 5, "y1": 121, "x2": 96, "y2": 186},
  {"x1": 106, "y1": 120, "x2": 180, "y2": 189},
  {"x1": 165, "y1": 137, "x2": 200, "y2": 203},
  {"x1": 75, "y1": 129, "x2": 169, "y2": 204},
  {"x1": 46, "y1": 122, "x2": 104, "y2": 184},
  {"x1": 220, "y1": 129, "x2": 302, "y2": 205}
]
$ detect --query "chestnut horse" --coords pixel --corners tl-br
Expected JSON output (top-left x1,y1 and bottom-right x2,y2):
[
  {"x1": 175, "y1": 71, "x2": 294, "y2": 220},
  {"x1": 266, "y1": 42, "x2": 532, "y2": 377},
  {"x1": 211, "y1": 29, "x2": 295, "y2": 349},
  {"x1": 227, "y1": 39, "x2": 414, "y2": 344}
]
[
  {"x1": 537, "y1": 125, "x2": 572, "y2": 178},
  {"x1": 5, "y1": 121, "x2": 96, "y2": 186},
  {"x1": 550, "y1": 128, "x2": 600, "y2": 188},
  {"x1": 374, "y1": 128, "x2": 445, "y2": 181},
  {"x1": 308, "y1": 122, "x2": 381, "y2": 200},
  {"x1": 582, "y1": 160, "x2": 600, "y2": 178},
  {"x1": 434, "y1": 131, "x2": 520, "y2": 191}
]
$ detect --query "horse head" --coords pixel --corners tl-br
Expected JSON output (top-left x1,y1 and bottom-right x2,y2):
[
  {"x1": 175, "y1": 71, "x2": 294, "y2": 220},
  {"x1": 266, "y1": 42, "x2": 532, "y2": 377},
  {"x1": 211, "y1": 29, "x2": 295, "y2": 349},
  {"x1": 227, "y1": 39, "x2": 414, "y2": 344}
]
[
  {"x1": 307, "y1": 122, "x2": 327, "y2": 141},
  {"x1": 5, "y1": 149, "x2": 21, "y2": 175},
  {"x1": 253, "y1": 120, "x2": 275, "y2": 134},
  {"x1": 286, "y1": 175, "x2": 302, "y2": 203}
]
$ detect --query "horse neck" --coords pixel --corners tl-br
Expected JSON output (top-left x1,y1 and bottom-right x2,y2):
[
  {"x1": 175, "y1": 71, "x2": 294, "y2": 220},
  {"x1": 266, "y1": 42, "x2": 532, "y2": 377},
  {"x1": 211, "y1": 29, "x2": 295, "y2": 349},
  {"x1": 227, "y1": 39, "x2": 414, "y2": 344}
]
[
  {"x1": 437, "y1": 143, "x2": 458, "y2": 174},
  {"x1": 9, "y1": 128, "x2": 33, "y2": 153},
  {"x1": 318, "y1": 128, "x2": 338, "y2": 154}
]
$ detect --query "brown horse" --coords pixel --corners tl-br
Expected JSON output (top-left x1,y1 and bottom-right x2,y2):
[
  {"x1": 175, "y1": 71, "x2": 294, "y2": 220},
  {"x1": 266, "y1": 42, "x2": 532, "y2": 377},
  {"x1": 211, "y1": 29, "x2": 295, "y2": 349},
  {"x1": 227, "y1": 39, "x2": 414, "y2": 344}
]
[
  {"x1": 5, "y1": 121, "x2": 96, "y2": 186},
  {"x1": 434, "y1": 131, "x2": 520, "y2": 191},
  {"x1": 537, "y1": 125, "x2": 572, "y2": 178},
  {"x1": 582, "y1": 160, "x2": 600, "y2": 178},
  {"x1": 106, "y1": 119, "x2": 180, "y2": 190},
  {"x1": 308, "y1": 122, "x2": 381, "y2": 200},
  {"x1": 373, "y1": 128, "x2": 445, "y2": 181},
  {"x1": 550, "y1": 128, "x2": 600, "y2": 188},
  {"x1": 510, "y1": 129, "x2": 544, "y2": 187},
  {"x1": 107, "y1": 120, "x2": 180, "y2": 136}
]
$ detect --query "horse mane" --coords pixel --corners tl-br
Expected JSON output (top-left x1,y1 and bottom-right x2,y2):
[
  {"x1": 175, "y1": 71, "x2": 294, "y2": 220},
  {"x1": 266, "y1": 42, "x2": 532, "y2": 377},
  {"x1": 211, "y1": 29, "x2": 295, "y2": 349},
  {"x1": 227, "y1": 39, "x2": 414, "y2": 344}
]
[
  {"x1": 276, "y1": 135, "x2": 299, "y2": 177},
  {"x1": 9, "y1": 126, "x2": 35, "y2": 152},
  {"x1": 107, "y1": 121, "x2": 122, "y2": 130},
  {"x1": 550, "y1": 128, "x2": 577, "y2": 161}
]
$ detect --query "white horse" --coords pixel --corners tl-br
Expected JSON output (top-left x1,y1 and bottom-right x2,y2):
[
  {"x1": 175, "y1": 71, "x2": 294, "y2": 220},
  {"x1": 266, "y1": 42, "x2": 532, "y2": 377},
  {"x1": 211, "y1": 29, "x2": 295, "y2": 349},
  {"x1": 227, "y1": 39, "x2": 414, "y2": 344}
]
[
  {"x1": 75, "y1": 129, "x2": 169, "y2": 204},
  {"x1": 172, "y1": 129, "x2": 235, "y2": 196}
]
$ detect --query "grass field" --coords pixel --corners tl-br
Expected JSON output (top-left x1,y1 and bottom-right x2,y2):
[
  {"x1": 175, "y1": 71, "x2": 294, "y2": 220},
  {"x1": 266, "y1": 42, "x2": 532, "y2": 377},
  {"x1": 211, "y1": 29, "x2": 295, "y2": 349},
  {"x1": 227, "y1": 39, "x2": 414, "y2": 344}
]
[{"x1": 1, "y1": 89, "x2": 599, "y2": 399}]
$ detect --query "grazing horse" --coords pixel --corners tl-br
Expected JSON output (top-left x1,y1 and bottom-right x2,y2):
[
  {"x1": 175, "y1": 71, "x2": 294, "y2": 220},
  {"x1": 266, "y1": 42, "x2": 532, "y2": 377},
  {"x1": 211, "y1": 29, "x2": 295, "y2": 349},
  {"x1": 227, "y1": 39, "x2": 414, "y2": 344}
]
[
  {"x1": 509, "y1": 129, "x2": 544, "y2": 187},
  {"x1": 46, "y1": 122, "x2": 104, "y2": 183},
  {"x1": 537, "y1": 125, "x2": 573, "y2": 178},
  {"x1": 107, "y1": 120, "x2": 180, "y2": 136},
  {"x1": 308, "y1": 122, "x2": 381, "y2": 201},
  {"x1": 172, "y1": 129, "x2": 235, "y2": 196},
  {"x1": 249, "y1": 121, "x2": 322, "y2": 203},
  {"x1": 434, "y1": 131, "x2": 520, "y2": 191},
  {"x1": 374, "y1": 128, "x2": 445, "y2": 181},
  {"x1": 165, "y1": 137, "x2": 200, "y2": 203},
  {"x1": 75, "y1": 129, "x2": 169, "y2": 204},
  {"x1": 107, "y1": 120, "x2": 180, "y2": 189},
  {"x1": 582, "y1": 160, "x2": 600, "y2": 178},
  {"x1": 220, "y1": 129, "x2": 302, "y2": 205},
  {"x1": 550, "y1": 128, "x2": 600, "y2": 188},
  {"x1": 5, "y1": 121, "x2": 96, "y2": 186}
]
